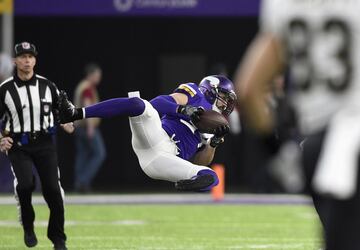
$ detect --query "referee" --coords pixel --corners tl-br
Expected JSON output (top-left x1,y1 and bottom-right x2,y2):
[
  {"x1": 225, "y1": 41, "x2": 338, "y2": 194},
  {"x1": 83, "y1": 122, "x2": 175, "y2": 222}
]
[{"x1": 0, "y1": 42, "x2": 73, "y2": 250}]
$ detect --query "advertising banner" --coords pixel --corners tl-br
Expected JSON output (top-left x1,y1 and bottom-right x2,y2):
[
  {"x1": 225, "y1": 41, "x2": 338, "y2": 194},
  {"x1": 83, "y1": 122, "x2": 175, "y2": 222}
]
[{"x1": 15, "y1": 0, "x2": 260, "y2": 17}]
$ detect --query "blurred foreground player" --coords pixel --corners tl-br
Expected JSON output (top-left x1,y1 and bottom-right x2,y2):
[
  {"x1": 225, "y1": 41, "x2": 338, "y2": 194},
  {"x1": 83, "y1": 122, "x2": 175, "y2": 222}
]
[
  {"x1": 59, "y1": 75, "x2": 236, "y2": 191},
  {"x1": 235, "y1": 0, "x2": 360, "y2": 249}
]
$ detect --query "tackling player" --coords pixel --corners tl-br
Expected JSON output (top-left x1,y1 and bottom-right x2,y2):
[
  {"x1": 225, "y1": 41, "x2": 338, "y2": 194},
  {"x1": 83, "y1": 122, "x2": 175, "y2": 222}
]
[
  {"x1": 235, "y1": 0, "x2": 360, "y2": 249},
  {"x1": 59, "y1": 75, "x2": 236, "y2": 192}
]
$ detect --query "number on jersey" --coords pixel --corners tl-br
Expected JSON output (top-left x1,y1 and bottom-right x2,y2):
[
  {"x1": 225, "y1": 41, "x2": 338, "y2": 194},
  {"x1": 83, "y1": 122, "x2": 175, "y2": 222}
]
[{"x1": 287, "y1": 18, "x2": 352, "y2": 92}]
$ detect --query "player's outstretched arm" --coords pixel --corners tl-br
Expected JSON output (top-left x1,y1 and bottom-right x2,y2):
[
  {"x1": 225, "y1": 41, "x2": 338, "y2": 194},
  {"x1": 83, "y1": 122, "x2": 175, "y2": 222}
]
[
  {"x1": 149, "y1": 95, "x2": 181, "y2": 117},
  {"x1": 150, "y1": 93, "x2": 204, "y2": 123},
  {"x1": 234, "y1": 33, "x2": 284, "y2": 134}
]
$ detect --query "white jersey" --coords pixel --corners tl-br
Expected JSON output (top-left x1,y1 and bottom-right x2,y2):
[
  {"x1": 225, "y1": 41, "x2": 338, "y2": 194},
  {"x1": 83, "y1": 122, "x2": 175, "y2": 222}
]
[{"x1": 261, "y1": 0, "x2": 360, "y2": 135}]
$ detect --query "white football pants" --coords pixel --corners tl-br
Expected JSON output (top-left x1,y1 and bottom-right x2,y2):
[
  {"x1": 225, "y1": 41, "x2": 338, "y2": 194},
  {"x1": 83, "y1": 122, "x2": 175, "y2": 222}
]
[{"x1": 128, "y1": 98, "x2": 211, "y2": 182}]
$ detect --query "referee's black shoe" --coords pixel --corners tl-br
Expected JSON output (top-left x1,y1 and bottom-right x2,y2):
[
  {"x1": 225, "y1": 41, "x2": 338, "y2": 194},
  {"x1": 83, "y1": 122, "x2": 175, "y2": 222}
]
[
  {"x1": 24, "y1": 229, "x2": 38, "y2": 248},
  {"x1": 175, "y1": 174, "x2": 215, "y2": 191},
  {"x1": 53, "y1": 240, "x2": 68, "y2": 250}
]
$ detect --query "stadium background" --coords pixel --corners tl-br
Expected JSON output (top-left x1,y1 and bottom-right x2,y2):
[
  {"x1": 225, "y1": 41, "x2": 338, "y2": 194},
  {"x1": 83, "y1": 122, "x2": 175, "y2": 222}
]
[
  {"x1": 0, "y1": 0, "x2": 277, "y2": 193},
  {"x1": 0, "y1": 1, "x2": 324, "y2": 249}
]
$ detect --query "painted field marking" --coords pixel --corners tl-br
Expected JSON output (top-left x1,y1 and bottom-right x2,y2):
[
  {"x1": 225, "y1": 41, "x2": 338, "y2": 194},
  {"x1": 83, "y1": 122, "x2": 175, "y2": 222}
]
[{"x1": 0, "y1": 220, "x2": 146, "y2": 227}]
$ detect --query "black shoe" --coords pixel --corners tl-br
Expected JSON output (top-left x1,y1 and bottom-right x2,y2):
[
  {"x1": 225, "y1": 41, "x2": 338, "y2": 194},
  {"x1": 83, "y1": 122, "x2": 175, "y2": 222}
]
[
  {"x1": 24, "y1": 229, "x2": 38, "y2": 248},
  {"x1": 175, "y1": 174, "x2": 215, "y2": 191},
  {"x1": 53, "y1": 241, "x2": 68, "y2": 250},
  {"x1": 57, "y1": 90, "x2": 80, "y2": 123}
]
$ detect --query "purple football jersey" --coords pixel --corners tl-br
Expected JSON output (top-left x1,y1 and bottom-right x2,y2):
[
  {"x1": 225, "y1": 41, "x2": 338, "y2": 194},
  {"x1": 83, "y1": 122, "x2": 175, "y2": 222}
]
[{"x1": 161, "y1": 83, "x2": 212, "y2": 161}]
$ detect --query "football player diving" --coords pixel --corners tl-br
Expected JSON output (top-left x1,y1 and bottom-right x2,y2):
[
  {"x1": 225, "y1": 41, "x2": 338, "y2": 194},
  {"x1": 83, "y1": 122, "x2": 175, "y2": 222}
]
[{"x1": 58, "y1": 75, "x2": 236, "y2": 192}]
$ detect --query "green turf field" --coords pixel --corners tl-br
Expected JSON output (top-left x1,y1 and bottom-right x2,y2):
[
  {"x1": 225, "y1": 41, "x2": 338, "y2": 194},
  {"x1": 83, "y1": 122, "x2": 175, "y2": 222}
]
[{"x1": 0, "y1": 204, "x2": 322, "y2": 250}]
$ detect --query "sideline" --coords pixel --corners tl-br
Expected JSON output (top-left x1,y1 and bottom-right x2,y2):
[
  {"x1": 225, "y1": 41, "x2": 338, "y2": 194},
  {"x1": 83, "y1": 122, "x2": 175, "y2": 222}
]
[{"x1": 0, "y1": 193, "x2": 312, "y2": 205}]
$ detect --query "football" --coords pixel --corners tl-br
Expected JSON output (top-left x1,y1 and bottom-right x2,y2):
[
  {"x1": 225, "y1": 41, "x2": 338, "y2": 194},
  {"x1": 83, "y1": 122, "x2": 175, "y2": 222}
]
[{"x1": 194, "y1": 110, "x2": 229, "y2": 134}]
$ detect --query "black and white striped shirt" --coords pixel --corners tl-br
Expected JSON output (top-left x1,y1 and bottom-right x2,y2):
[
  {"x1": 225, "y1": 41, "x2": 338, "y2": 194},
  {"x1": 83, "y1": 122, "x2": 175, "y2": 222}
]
[{"x1": 0, "y1": 74, "x2": 60, "y2": 134}]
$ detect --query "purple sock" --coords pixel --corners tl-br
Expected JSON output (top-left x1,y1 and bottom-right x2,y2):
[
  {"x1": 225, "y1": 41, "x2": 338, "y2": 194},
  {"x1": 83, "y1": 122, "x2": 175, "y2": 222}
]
[
  {"x1": 85, "y1": 97, "x2": 145, "y2": 118},
  {"x1": 197, "y1": 169, "x2": 219, "y2": 192}
]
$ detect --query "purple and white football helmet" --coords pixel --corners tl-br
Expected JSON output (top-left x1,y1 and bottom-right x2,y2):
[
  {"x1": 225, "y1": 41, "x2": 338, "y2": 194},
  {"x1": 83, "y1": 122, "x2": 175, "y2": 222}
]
[{"x1": 199, "y1": 75, "x2": 237, "y2": 116}]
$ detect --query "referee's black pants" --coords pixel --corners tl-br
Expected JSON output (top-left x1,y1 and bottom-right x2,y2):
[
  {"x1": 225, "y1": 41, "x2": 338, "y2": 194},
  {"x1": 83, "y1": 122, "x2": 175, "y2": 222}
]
[
  {"x1": 8, "y1": 135, "x2": 66, "y2": 244},
  {"x1": 302, "y1": 131, "x2": 360, "y2": 250}
]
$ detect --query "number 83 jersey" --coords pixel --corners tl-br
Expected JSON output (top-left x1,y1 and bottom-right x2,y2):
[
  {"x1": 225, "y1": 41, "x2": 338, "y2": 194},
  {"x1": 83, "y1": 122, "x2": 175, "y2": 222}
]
[{"x1": 261, "y1": 0, "x2": 360, "y2": 135}]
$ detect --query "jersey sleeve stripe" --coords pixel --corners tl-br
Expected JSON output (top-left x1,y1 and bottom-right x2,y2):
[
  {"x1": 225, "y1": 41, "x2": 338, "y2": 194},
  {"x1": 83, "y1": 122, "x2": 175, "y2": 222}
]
[{"x1": 178, "y1": 84, "x2": 197, "y2": 97}]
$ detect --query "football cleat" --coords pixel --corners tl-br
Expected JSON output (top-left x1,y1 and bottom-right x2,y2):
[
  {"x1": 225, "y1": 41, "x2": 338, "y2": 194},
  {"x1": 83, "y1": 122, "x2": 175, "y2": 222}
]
[{"x1": 175, "y1": 174, "x2": 215, "y2": 192}]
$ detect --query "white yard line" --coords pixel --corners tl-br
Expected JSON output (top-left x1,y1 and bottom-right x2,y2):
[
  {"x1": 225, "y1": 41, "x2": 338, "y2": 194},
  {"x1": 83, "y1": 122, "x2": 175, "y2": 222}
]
[{"x1": 0, "y1": 220, "x2": 146, "y2": 227}]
